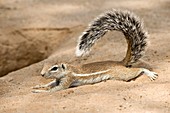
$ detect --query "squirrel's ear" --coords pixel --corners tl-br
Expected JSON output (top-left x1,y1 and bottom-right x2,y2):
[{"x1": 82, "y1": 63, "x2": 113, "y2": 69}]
[{"x1": 61, "y1": 63, "x2": 67, "y2": 70}]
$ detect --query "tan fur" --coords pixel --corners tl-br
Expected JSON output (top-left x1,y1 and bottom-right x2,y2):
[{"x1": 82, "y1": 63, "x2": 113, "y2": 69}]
[{"x1": 32, "y1": 61, "x2": 158, "y2": 93}]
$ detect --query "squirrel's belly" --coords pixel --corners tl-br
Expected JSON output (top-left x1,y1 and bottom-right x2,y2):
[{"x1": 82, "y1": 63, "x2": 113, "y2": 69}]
[{"x1": 71, "y1": 74, "x2": 112, "y2": 87}]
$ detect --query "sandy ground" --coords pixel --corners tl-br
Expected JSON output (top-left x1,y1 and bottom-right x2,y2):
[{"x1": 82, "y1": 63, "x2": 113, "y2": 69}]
[{"x1": 0, "y1": 0, "x2": 170, "y2": 113}]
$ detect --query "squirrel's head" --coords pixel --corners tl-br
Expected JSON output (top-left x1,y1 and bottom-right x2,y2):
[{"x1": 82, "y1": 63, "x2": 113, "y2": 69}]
[{"x1": 40, "y1": 63, "x2": 67, "y2": 79}]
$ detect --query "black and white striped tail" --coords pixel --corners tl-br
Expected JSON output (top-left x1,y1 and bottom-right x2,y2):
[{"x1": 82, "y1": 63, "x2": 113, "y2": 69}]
[{"x1": 76, "y1": 9, "x2": 148, "y2": 65}]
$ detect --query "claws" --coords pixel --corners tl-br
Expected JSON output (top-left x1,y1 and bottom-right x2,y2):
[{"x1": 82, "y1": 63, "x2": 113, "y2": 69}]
[
  {"x1": 148, "y1": 71, "x2": 158, "y2": 81},
  {"x1": 32, "y1": 85, "x2": 47, "y2": 89},
  {"x1": 32, "y1": 90, "x2": 48, "y2": 93},
  {"x1": 142, "y1": 69, "x2": 158, "y2": 81},
  {"x1": 32, "y1": 90, "x2": 41, "y2": 93},
  {"x1": 32, "y1": 85, "x2": 40, "y2": 89}
]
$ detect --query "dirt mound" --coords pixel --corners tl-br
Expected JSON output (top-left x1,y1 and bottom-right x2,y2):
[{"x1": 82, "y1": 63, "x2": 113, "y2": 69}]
[{"x1": 0, "y1": 27, "x2": 72, "y2": 76}]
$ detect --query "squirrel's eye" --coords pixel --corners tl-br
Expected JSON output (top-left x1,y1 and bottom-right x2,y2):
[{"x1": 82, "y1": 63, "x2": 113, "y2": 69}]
[{"x1": 50, "y1": 66, "x2": 58, "y2": 71}]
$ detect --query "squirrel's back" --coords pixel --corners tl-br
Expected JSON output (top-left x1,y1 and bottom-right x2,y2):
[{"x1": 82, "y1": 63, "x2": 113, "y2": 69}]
[{"x1": 76, "y1": 9, "x2": 148, "y2": 66}]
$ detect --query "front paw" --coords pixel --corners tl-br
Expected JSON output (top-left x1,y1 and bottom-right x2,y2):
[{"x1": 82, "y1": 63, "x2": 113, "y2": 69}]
[{"x1": 32, "y1": 90, "x2": 47, "y2": 93}]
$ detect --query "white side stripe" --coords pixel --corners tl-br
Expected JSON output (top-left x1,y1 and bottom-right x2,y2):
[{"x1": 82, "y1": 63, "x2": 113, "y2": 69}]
[{"x1": 73, "y1": 69, "x2": 110, "y2": 77}]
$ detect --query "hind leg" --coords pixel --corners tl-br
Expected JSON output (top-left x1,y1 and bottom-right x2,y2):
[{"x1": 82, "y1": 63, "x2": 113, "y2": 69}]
[
  {"x1": 117, "y1": 68, "x2": 158, "y2": 81},
  {"x1": 141, "y1": 68, "x2": 158, "y2": 81}
]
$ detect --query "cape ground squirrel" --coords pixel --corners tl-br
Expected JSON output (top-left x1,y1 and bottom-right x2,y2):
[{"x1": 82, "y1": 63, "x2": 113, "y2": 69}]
[{"x1": 32, "y1": 9, "x2": 158, "y2": 93}]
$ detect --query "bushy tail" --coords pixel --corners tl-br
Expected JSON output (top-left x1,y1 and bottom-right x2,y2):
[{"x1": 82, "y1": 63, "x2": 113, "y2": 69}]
[{"x1": 76, "y1": 9, "x2": 148, "y2": 66}]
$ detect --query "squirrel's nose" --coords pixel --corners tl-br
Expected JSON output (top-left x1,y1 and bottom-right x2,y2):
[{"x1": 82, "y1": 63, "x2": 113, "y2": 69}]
[
  {"x1": 41, "y1": 72, "x2": 45, "y2": 77},
  {"x1": 41, "y1": 74, "x2": 44, "y2": 77}
]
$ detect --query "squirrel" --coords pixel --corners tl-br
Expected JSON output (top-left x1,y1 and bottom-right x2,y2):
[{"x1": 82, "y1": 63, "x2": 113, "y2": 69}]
[{"x1": 32, "y1": 9, "x2": 158, "y2": 93}]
